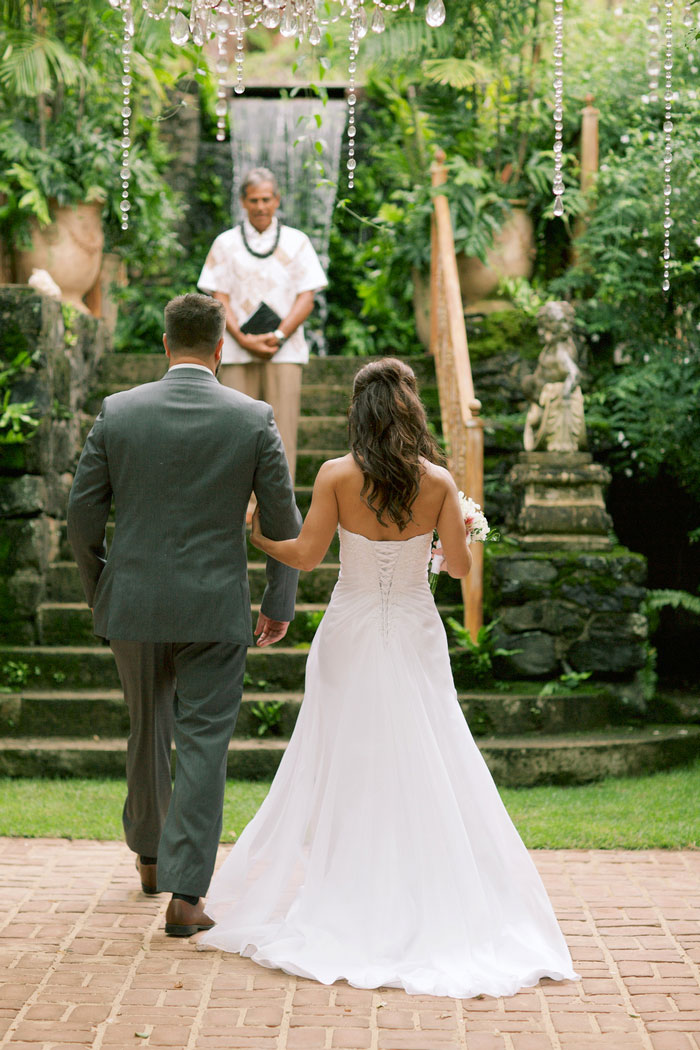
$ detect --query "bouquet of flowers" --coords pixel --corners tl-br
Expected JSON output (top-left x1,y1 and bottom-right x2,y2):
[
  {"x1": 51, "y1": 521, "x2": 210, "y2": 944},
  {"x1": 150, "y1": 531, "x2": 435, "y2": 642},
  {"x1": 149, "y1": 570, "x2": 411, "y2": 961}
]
[{"x1": 429, "y1": 493, "x2": 492, "y2": 594}]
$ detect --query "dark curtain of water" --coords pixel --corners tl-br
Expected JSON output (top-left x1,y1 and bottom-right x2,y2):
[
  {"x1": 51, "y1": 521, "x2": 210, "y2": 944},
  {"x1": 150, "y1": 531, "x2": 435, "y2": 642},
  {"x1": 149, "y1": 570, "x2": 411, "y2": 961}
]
[{"x1": 228, "y1": 96, "x2": 347, "y2": 355}]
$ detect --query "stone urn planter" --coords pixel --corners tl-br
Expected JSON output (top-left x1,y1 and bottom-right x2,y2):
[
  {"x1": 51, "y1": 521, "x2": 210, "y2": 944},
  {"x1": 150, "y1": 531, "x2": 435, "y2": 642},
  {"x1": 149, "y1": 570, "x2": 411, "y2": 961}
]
[
  {"x1": 457, "y1": 205, "x2": 535, "y2": 315},
  {"x1": 412, "y1": 205, "x2": 536, "y2": 347},
  {"x1": 15, "y1": 202, "x2": 104, "y2": 315}
]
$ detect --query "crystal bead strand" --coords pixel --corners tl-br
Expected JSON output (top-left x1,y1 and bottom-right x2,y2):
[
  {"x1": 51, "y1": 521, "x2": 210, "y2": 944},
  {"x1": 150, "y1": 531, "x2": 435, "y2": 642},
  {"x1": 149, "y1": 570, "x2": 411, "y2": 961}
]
[
  {"x1": 346, "y1": 9, "x2": 361, "y2": 189},
  {"x1": 233, "y1": 1, "x2": 246, "y2": 96},
  {"x1": 647, "y1": 3, "x2": 661, "y2": 103},
  {"x1": 661, "y1": 0, "x2": 674, "y2": 293},
  {"x1": 215, "y1": 7, "x2": 230, "y2": 140},
  {"x1": 120, "y1": 0, "x2": 135, "y2": 231},
  {"x1": 552, "y1": 1, "x2": 564, "y2": 218}
]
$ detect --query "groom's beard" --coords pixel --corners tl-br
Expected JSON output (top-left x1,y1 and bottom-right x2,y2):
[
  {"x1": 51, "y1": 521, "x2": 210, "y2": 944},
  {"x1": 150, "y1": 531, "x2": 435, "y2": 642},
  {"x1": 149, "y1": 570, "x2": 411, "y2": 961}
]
[{"x1": 215, "y1": 359, "x2": 222, "y2": 378}]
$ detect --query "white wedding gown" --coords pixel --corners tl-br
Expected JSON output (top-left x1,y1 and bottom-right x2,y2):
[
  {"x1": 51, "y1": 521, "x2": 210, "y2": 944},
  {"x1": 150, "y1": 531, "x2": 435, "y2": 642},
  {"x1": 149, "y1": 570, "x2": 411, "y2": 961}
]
[{"x1": 201, "y1": 527, "x2": 578, "y2": 998}]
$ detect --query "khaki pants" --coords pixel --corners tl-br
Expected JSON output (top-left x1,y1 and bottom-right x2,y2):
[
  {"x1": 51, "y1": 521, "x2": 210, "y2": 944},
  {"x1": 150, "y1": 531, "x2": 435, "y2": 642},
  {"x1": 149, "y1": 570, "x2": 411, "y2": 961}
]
[{"x1": 220, "y1": 362, "x2": 302, "y2": 482}]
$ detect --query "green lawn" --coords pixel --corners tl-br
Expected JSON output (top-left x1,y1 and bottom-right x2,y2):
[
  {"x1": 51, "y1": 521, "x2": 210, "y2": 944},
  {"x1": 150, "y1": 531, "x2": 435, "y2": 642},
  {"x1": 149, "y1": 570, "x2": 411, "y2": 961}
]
[{"x1": 0, "y1": 760, "x2": 698, "y2": 849}]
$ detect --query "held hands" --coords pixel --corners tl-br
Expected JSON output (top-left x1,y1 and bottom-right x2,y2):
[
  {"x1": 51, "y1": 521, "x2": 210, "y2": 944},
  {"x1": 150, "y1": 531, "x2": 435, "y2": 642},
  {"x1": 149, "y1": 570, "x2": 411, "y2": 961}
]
[
  {"x1": 250, "y1": 506, "x2": 264, "y2": 550},
  {"x1": 241, "y1": 332, "x2": 282, "y2": 360},
  {"x1": 431, "y1": 543, "x2": 448, "y2": 574},
  {"x1": 250, "y1": 510, "x2": 291, "y2": 644},
  {"x1": 254, "y1": 611, "x2": 289, "y2": 648}
]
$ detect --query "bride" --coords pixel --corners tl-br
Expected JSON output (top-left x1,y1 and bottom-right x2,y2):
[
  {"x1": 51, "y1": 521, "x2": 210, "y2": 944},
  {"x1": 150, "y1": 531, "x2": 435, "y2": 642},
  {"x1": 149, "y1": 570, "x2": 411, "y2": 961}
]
[{"x1": 200, "y1": 357, "x2": 578, "y2": 999}]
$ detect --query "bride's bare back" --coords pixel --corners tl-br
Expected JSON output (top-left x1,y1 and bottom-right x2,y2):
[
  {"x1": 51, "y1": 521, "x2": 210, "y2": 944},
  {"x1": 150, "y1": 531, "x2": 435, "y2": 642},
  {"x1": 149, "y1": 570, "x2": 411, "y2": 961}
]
[
  {"x1": 251, "y1": 452, "x2": 471, "y2": 579},
  {"x1": 333, "y1": 454, "x2": 448, "y2": 540}
]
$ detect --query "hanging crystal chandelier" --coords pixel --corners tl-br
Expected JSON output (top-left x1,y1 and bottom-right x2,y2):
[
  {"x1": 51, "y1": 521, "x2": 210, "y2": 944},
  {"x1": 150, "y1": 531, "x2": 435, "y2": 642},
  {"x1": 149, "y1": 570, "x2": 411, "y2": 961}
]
[{"x1": 114, "y1": 0, "x2": 448, "y2": 227}]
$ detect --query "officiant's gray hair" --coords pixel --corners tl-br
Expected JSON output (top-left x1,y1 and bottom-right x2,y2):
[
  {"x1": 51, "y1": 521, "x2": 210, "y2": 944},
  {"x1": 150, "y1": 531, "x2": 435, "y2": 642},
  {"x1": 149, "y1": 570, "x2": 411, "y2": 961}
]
[{"x1": 240, "y1": 167, "x2": 280, "y2": 199}]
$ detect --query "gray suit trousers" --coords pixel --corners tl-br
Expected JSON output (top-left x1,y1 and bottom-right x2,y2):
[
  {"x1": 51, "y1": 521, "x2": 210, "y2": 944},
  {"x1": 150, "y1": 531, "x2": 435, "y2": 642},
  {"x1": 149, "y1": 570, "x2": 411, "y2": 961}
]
[{"x1": 110, "y1": 639, "x2": 247, "y2": 897}]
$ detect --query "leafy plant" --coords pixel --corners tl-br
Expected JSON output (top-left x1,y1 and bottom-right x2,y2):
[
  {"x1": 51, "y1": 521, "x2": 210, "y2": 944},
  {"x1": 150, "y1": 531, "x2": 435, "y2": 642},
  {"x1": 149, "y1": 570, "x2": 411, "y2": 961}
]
[
  {"x1": 641, "y1": 589, "x2": 700, "y2": 701},
  {"x1": 446, "y1": 617, "x2": 520, "y2": 686},
  {"x1": 305, "y1": 610, "x2": 325, "y2": 632},
  {"x1": 0, "y1": 1, "x2": 185, "y2": 273},
  {"x1": 249, "y1": 700, "x2": 284, "y2": 738},
  {"x1": 0, "y1": 660, "x2": 31, "y2": 688},
  {"x1": 645, "y1": 588, "x2": 700, "y2": 633},
  {"x1": 539, "y1": 669, "x2": 592, "y2": 699},
  {"x1": 0, "y1": 349, "x2": 39, "y2": 446}
]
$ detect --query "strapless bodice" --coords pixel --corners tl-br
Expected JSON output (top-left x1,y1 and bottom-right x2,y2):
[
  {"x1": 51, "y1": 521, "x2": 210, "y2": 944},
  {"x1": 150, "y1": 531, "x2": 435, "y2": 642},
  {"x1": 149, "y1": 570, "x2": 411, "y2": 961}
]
[
  {"x1": 335, "y1": 526, "x2": 434, "y2": 643},
  {"x1": 337, "y1": 526, "x2": 433, "y2": 591}
]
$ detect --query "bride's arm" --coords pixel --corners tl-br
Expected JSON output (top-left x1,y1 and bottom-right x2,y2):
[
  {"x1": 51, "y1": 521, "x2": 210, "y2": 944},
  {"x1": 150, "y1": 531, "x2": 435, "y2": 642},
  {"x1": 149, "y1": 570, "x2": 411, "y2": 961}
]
[
  {"x1": 435, "y1": 474, "x2": 472, "y2": 579},
  {"x1": 251, "y1": 461, "x2": 339, "y2": 571}
]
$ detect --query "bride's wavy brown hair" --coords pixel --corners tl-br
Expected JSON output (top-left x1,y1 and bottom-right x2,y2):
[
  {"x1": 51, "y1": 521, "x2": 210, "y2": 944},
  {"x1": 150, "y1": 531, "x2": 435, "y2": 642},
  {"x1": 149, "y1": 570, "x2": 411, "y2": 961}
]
[{"x1": 348, "y1": 358, "x2": 445, "y2": 530}]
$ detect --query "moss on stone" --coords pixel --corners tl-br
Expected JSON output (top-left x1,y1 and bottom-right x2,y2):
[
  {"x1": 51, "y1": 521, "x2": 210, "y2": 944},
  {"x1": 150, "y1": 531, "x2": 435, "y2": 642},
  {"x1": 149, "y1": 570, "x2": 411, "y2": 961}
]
[{"x1": 466, "y1": 310, "x2": 540, "y2": 362}]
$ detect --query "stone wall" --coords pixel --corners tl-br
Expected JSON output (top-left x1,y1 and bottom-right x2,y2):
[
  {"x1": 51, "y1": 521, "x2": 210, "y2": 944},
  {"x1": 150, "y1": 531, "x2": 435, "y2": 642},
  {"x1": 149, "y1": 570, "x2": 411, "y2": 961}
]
[
  {"x1": 0, "y1": 288, "x2": 108, "y2": 642},
  {"x1": 486, "y1": 545, "x2": 649, "y2": 710}
]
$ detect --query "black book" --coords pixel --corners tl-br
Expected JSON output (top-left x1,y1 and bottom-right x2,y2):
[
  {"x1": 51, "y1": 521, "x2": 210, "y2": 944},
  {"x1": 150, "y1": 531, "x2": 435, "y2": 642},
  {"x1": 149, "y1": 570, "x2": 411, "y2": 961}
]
[{"x1": 239, "y1": 301, "x2": 282, "y2": 335}]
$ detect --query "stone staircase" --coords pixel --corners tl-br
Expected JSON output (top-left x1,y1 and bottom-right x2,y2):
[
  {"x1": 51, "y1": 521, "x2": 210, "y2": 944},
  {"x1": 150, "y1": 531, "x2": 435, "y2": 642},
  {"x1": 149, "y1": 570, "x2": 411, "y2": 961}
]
[{"x1": 1, "y1": 353, "x2": 698, "y2": 786}]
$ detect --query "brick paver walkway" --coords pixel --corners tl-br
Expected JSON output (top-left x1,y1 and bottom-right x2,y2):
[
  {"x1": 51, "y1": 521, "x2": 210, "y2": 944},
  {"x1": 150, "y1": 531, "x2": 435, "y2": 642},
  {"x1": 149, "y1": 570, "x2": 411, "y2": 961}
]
[{"x1": 0, "y1": 841, "x2": 698, "y2": 1050}]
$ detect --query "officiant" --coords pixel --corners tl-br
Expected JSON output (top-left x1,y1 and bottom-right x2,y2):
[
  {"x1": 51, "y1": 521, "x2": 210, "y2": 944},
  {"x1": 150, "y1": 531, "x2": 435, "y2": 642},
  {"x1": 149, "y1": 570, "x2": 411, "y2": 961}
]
[{"x1": 197, "y1": 166, "x2": 328, "y2": 483}]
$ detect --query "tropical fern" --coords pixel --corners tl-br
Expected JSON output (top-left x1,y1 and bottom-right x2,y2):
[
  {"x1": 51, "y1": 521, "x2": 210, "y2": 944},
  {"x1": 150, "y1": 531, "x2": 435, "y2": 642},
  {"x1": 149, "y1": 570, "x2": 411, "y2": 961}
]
[
  {"x1": 645, "y1": 589, "x2": 700, "y2": 618},
  {"x1": 421, "y1": 57, "x2": 491, "y2": 90},
  {"x1": 0, "y1": 32, "x2": 89, "y2": 98}
]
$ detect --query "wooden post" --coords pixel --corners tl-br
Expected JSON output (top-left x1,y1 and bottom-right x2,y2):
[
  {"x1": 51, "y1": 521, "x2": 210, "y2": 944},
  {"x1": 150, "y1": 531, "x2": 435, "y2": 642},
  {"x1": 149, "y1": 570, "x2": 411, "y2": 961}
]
[
  {"x1": 428, "y1": 147, "x2": 485, "y2": 642},
  {"x1": 580, "y1": 94, "x2": 599, "y2": 195},
  {"x1": 429, "y1": 150, "x2": 447, "y2": 356}
]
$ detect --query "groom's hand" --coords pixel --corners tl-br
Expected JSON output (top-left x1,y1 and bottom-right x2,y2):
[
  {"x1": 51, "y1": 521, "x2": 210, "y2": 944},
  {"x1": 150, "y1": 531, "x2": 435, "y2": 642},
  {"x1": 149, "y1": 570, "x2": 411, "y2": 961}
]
[{"x1": 254, "y1": 611, "x2": 289, "y2": 648}]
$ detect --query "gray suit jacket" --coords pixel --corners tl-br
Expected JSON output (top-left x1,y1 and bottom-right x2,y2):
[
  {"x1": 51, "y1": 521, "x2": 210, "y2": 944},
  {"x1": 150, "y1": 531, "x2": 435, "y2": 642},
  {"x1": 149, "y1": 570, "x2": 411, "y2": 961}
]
[{"x1": 67, "y1": 366, "x2": 302, "y2": 643}]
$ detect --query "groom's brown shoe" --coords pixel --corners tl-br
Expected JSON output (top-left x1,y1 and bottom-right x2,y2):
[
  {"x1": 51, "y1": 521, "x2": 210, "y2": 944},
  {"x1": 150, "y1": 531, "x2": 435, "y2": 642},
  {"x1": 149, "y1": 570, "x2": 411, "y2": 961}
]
[
  {"x1": 164, "y1": 897, "x2": 215, "y2": 937},
  {"x1": 135, "y1": 857, "x2": 159, "y2": 896}
]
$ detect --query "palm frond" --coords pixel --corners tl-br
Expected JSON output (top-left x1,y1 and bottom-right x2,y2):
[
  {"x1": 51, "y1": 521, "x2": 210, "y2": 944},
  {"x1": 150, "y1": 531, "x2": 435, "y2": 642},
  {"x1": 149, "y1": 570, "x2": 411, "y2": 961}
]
[
  {"x1": 362, "y1": 20, "x2": 452, "y2": 67},
  {"x1": 0, "y1": 32, "x2": 89, "y2": 98},
  {"x1": 646, "y1": 589, "x2": 700, "y2": 618},
  {"x1": 421, "y1": 57, "x2": 491, "y2": 90}
]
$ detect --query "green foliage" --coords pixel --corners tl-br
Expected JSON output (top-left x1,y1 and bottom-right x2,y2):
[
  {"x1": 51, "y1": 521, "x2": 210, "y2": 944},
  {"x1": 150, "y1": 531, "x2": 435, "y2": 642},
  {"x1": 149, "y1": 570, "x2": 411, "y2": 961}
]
[
  {"x1": 447, "y1": 617, "x2": 520, "y2": 686},
  {"x1": 305, "y1": 610, "x2": 325, "y2": 632},
  {"x1": 645, "y1": 588, "x2": 700, "y2": 632},
  {"x1": 112, "y1": 161, "x2": 228, "y2": 352},
  {"x1": 0, "y1": 1, "x2": 186, "y2": 272},
  {"x1": 0, "y1": 660, "x2": 31, "y2": 687},
  {"x1": 0, "y1": 391, "x2": 38, "y2": 444},
  {"x1": 539, "y1": 670, "x2": 592, "y2": 699},
  {"x1": 640, "y1": 590, "x2": 700, "y2": 702},
  {"x1": 585, "y1": 344, "x2": 700, "y2": 507},
  {"x1": 466, "y1": 309, "x2": 540, "y2": 362},
  {"x1": 0, "y1": 349, "x2": 39, "y2": 446},
  {"x1": 249, "y1": 700, "x2": 284, "y2": 738}
]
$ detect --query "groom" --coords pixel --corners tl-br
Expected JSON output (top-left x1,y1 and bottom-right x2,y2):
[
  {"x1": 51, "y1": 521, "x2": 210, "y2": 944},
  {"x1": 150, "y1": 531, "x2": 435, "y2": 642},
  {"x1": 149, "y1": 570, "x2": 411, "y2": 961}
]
[{"x1": 67, "y1": 293, "x2": 301, "y2": 936}]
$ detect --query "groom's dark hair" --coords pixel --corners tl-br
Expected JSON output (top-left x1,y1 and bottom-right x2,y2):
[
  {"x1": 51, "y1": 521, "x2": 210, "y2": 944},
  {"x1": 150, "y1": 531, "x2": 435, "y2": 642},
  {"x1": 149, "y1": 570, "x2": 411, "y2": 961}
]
[{"x1": 165, "y1": 293, "x2": 225, "y2": 355}]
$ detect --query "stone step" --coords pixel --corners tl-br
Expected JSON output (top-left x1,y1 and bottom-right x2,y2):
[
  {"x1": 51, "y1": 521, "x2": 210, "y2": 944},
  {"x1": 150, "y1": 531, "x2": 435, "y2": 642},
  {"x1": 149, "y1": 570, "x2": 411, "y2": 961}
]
[
  {"x1": 95, "y1": 354, "x2": 438, "y2": 390},
  {"x1": 0, "y1": 687, "x2": 622, "y2": 740},
  {"x1": 57, "y1": 517, "x2": 342, "y2": 564},
  {"x1": 1, "y1": 640, "x2": 571, "y2": 697},
  {"x1": 86, "y1": 382, "x2": 394, "y2": 422},
  {"x1": 0, "y1": 725, "x2": 697, "y2": 786},
  {"x1": 84, "y1": 403, "x2": 351, "y2": 448},
  {"x1": 45, "y1": 559, "x2": 464, "y2": 605},
  {"x1": 297, "y1": 415, "x2": 347, "y2": 450},
  {"x1": 37, "y1": 600, "x2": 465, "y2": 648},
  {"x1": 0, "y1": 646, "x2": 310, "y2": 692}
]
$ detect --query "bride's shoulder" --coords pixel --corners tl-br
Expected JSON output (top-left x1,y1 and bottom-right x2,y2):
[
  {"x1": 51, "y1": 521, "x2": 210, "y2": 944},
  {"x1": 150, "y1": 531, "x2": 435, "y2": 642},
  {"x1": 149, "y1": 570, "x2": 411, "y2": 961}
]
[
  {"x1": 420, "y1": 459, "x2": 454, "y2": 489},
  {"x1": 314, "y1": 454, "x2": 357, "y2": 487},
  {"x1": 319, "y1": 453, "x2": 357, "y2": 476}
]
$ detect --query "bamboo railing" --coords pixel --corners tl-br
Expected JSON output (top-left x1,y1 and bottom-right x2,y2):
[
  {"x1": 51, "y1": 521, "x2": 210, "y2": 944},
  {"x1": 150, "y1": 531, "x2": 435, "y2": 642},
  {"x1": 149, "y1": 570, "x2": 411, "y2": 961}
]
[{"x1": 429, "y1": 150, "x2": 485, "y2": 642}]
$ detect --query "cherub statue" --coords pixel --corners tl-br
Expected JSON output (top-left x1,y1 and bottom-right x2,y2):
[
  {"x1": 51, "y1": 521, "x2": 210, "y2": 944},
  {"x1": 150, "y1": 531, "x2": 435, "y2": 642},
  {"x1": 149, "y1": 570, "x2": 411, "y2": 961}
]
[{"x1": 522, "y1": 300, "x2": 587, "y2": 452}]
